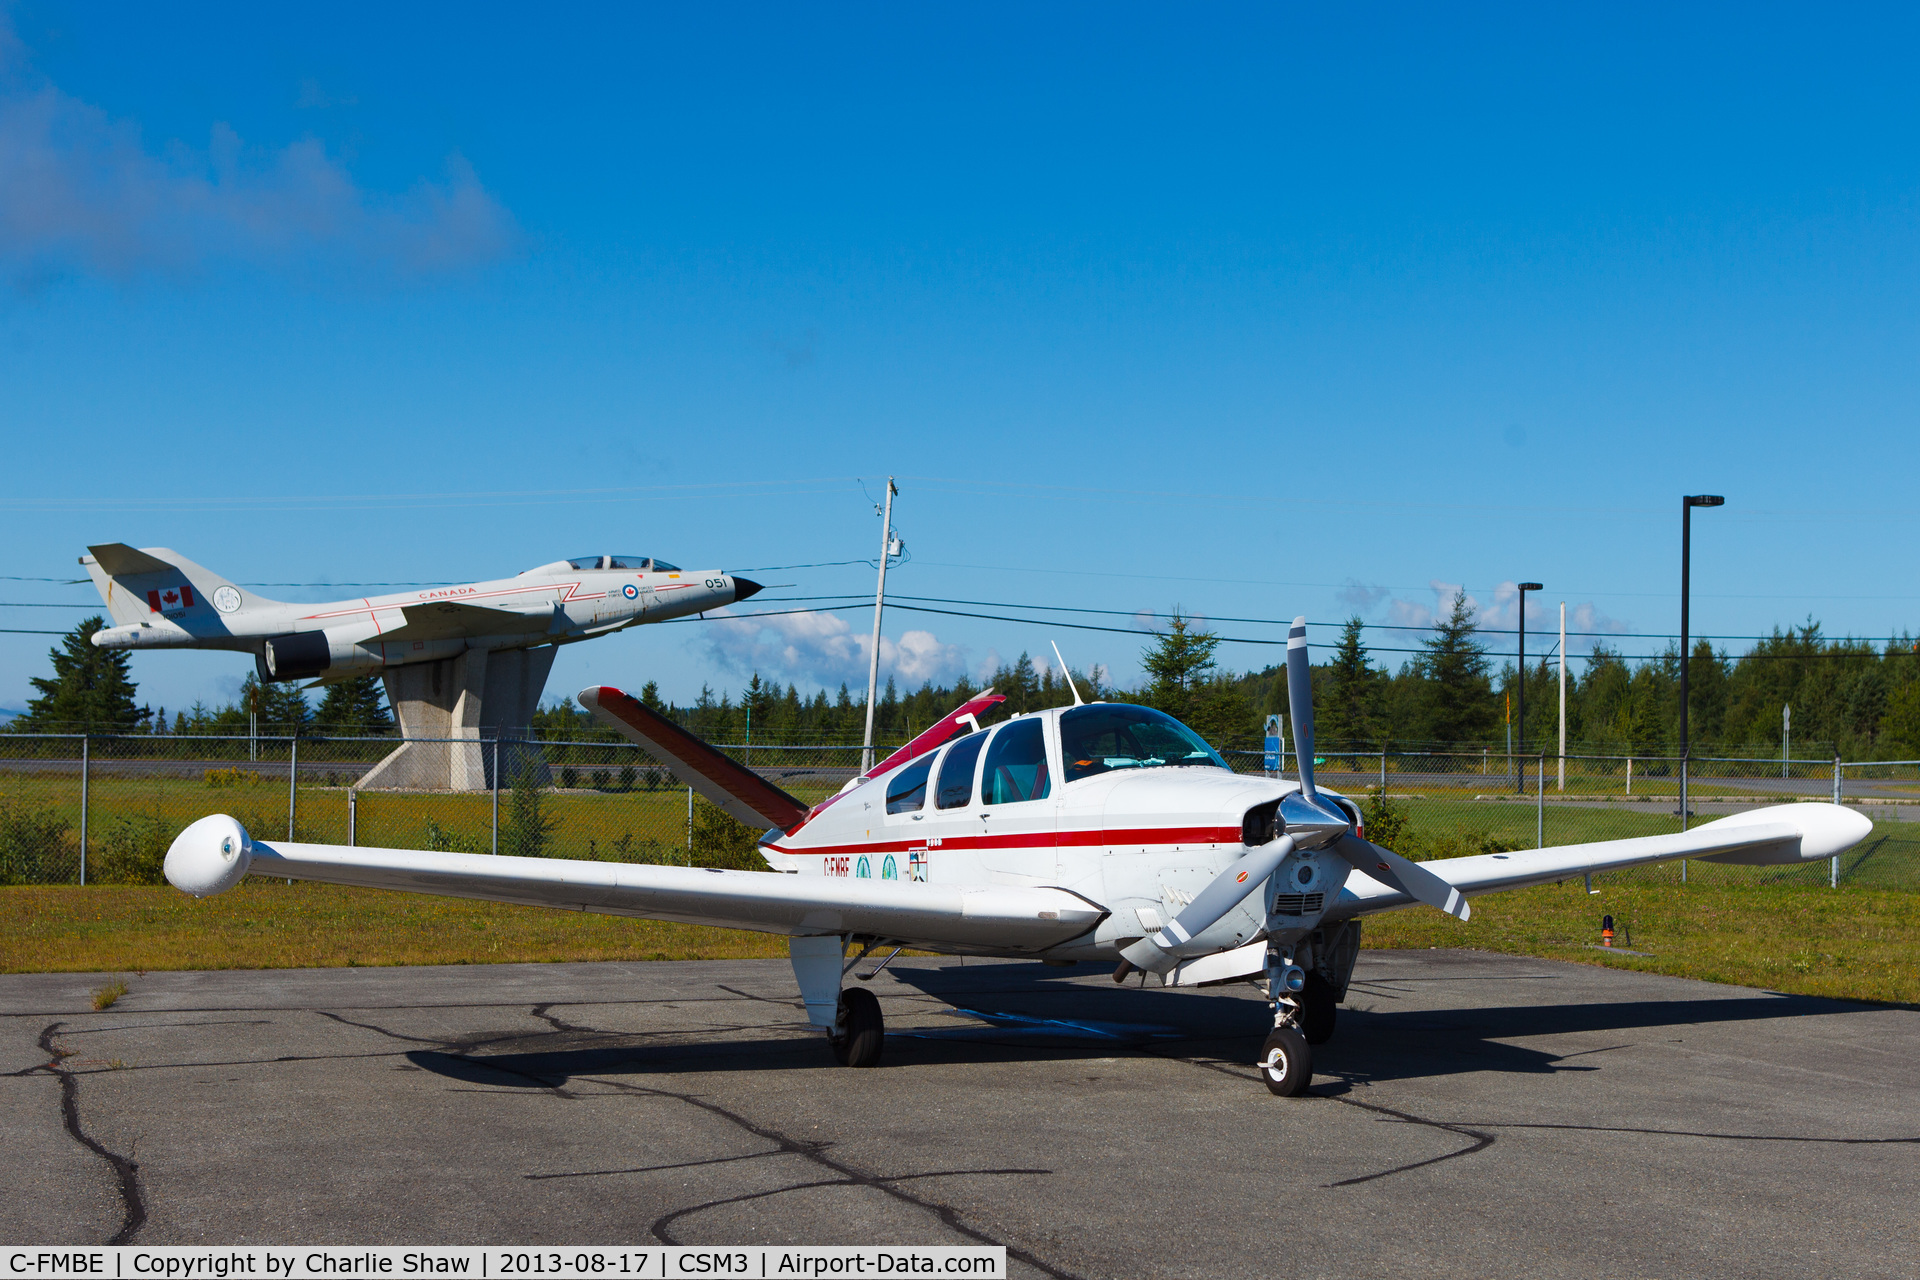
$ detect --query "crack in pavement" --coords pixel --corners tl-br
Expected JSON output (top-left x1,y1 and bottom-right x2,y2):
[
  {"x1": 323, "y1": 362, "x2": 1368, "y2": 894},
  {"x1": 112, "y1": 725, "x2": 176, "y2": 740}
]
[
  {"x1": 19, "y1": 1023, "x2": 147, "y2": 1244},
  {"x1": 336, "y1": 998, "x2": 1083, "y2": 1279},
  {"x1": 1441, "y1": 1120, "x2": 1920, "y2": 1145},
  {"x1": 1134, "y1": 1037, "x2": 1498, "y2": 1188}
]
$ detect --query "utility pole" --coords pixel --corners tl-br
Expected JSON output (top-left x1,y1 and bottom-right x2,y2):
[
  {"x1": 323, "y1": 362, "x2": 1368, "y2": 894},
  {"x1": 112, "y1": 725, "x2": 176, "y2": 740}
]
[
  {"x1": 861, "y1": 478, "x2": 900, "y2": 774},
  {"x1": 1680, "y1": 495, "x2": 1725, "y2": 833},
  {"x1": 1516, "y1": 582, "x2": 1542, "y2": 794},
  {"x1": 1557, "y1": 600, "x2": 1567, "y2": 793}
]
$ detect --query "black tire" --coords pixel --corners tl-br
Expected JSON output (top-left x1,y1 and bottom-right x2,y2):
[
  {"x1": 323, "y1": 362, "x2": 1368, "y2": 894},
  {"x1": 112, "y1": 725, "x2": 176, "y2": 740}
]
[
  {"x1": 1259, "y1": 1025, "x2": 1313, "y2": 1097},
  {"x1": 1299, "y1": 973, "x2": 1338, "y2": 1046},
  {"x1": 829, "y1": 987, "x2": 885, "y2": 1068}
]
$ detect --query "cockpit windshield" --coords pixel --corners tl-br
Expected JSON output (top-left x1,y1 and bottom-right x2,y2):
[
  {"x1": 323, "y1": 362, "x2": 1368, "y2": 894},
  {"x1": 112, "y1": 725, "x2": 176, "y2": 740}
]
[
  {"x1": 564, "y1": 555, "x2": 681, "y2": 572},
  {"x1": 1058, "y1": 704, "x2": 1228, "y2": 782}
]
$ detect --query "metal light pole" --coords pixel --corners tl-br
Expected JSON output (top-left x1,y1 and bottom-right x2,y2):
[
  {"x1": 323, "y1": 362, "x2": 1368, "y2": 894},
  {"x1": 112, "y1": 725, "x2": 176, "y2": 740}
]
[
  {"x1": 1679, "y1": 494, "x2": 1725, "y2": 833},
  {"x1": 861, "y1": 477, "x2": 901, "y2": 774},
  {"x1": 1557, "y1": 600, "x2": 1568, "y2": 792},
  {"x1": 1782, "y1": 704, "x2": 1790, "y2": 779},
  {"x1": 1516, "y1": 582, "x2": 1542, "y2": 793}
]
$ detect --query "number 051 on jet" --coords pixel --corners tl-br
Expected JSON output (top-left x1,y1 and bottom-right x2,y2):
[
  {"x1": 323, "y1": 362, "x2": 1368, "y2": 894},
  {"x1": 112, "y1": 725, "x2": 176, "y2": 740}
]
[{"x1": 162, "y1": 618, "x2": 1870, "y2": 1095}]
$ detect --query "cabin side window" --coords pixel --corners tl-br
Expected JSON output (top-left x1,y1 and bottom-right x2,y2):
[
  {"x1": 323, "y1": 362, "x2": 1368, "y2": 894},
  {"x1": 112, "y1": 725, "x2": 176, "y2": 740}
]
[
  {"x1": 885, "y1": 754, "x2": 934, "y2": 814},
  {"x1": 981, "y1": 718, "x2": 1051, "y2": 804},
  {"x1": 935, "y1": 731, "x2": 988, "y2": 809}
]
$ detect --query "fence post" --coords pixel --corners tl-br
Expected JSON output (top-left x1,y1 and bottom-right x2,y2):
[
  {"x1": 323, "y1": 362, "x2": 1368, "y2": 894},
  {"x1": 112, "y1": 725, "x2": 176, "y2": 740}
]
[
  {"x1": 491, "y1": 737, "x2": 500, "y2": 857},
  {"x1": 1380, "y1": 748, "x2": 1386, "y2": 792},
  {"x1": 687, "y1": 786, "x2": 694, "y2": 864},
  {"x1": 78, "y1": 734, "x2": 88, "y2": 887},
  {"x1": 1537, "y1": 751, "x2": 1544, "y2": 849},
  {"x1": 1832, "y1": 754, "x2": 1842, "y2": 888},
  {"x1": 348, "y1": 787, "x2": 357, "y2": 848},
  {"x1": 288, "y1": 735, "x2": 298, "y2": 841}
]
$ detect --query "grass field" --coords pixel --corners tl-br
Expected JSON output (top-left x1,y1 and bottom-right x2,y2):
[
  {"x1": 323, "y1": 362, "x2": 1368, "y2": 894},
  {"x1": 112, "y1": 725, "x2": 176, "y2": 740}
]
[
  {"x1": 1, "y1": 882, "x2": 793, "y2": 972},
  {"x1": 1364, "y1": 881, "x2": 1920, "y2": 1004},
  {"x1": 5, "y1": 876, "x2": 1915, "y2": 1006}
]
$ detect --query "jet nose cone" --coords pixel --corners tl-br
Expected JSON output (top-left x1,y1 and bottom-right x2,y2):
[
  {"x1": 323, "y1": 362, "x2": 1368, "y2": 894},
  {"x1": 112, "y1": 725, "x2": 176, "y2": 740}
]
[{"x1": 731, "y1": 576, "x2": 764, "y2": 603}]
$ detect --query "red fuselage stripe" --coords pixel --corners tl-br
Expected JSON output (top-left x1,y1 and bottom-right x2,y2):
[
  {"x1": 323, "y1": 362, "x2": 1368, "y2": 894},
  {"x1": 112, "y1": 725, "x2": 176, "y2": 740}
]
[{"x1": 767, "y1": 824, "x2": 1243, "y2": 857}]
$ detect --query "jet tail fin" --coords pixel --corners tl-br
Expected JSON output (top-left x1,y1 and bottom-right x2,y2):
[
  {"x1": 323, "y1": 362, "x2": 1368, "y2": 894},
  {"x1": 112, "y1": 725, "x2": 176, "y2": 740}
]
[{"x1": 79, "y1": 545, "x2": 277, "y2": 628}]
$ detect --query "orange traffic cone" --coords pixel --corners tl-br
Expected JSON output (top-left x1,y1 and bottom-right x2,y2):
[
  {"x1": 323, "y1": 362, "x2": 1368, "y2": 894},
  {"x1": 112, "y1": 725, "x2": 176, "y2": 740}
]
[{"x1": 1601, "y1": 913, "x2": 1615, "y2": 948}]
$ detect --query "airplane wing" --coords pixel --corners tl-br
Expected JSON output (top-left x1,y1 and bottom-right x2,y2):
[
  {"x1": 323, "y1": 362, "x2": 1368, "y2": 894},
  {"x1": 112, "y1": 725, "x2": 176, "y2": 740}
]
[
  {"x1": 579, "y1": 685, "x2": 811, "y2": 832},
  {"x1": 163, "y1": 815, "x2": 1106, "y2": 953},
  {"x1": 373, "y1": 600, "x2": 544, "y2": 643},
  {"x1": 1334, "y1": 804, "x2": 1871, "y2": 917}
]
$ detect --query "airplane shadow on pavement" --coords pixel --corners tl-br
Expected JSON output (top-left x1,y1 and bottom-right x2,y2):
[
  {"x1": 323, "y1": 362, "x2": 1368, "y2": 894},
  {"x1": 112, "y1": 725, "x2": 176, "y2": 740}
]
[{"x1": 404, "y1": 959, "x2": 1889, "y2": 1092}]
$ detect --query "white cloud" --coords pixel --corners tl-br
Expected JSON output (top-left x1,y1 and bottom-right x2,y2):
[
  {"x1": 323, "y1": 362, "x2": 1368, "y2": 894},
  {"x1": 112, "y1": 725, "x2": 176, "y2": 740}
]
[
  {"x1": 697, "y1": 609, "x2": 970, "y2": 690},
  {"x1": 0, "y1": 53, "x2": 515, "y2": 287},
  {"x1": 1370, "y1": 579, "x2": 1630, "y2": 647},
  {"x1": 1335, "y1": 579, "x2": 1391, "y2": 615}
]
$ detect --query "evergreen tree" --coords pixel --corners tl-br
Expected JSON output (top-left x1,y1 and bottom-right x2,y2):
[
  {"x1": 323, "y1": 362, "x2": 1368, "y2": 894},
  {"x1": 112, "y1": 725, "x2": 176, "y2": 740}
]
[
  {"x1": 1141, "y1": 608, "x2": 1222, "y2": 724},
  {"x1": 1321, "y1": 616, "x2": 1382, "y2": 747},
  {"x1": 639, "y1": 680, "x2": 668, "y2": 714},
  {"x1": 1417, "y1": 591, "x2": 1494, "y2": 746},
  {"x1": 17, "y1": 616, "x2": 150, "y2": 731},
  {"x1": 236, "y1": 674, "x2": 313, "y2": 734},
  {"x1": 314, "y1": 675, "x2": 393, "y2": 734}
]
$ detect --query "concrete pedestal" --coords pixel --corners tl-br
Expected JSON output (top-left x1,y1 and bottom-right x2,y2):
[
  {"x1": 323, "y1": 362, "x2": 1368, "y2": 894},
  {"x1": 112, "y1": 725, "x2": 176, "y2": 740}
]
[{"x1": 357, "y1": 646, "x2": 557, "y2": 791}]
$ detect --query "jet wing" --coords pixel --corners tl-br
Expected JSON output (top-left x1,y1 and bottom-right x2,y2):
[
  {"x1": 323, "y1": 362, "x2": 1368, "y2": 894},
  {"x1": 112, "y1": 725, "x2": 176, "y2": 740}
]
[
  {"x1": 374, "y1": 600, "x2": 543, "y2": 643},
  {"x1": 1334, "y1": 804, "x2": 1871, "y2": 917},
  {"x1": 580, "y1": 685, "x2": 810, "y2": 832},
  {"x1": 165, "y1": 817, "x2": 1106, "y2": 952}
]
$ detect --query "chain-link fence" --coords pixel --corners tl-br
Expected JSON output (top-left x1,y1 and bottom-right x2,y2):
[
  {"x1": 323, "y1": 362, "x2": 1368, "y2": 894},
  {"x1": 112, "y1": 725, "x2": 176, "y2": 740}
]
[{"x1": 2, "y1": 732, "x2": 1915, "y2": 889}]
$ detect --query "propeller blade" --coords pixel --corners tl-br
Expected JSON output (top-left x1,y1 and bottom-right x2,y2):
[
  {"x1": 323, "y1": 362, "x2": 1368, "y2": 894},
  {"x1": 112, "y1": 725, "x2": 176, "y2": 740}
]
[
  {"x1": 1118, "y1": 836, "x2": 1297, "y2": 976},
  {"x1": 1285, "y1": 616, "x2": 1316, "y2": 798},
  {"x1": 1334, "y1": 832, "x2": 1470, "y2": 921}
]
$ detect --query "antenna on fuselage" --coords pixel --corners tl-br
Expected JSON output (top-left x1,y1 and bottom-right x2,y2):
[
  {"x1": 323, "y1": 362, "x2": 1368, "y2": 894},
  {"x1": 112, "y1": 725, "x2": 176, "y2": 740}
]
[{"x1": 1050, "y1": 641, "x2": 1085, "y2": 706}]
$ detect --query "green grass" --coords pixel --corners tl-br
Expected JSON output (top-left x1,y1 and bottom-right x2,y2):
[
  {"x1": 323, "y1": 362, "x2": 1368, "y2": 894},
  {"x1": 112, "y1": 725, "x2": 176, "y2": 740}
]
[
  {"x1": 1364, "y1": 880, "x2": 1920, "y2": 1005},
  {"x1": 3, "y1": 881, "x2": 793, "y2": 972}
]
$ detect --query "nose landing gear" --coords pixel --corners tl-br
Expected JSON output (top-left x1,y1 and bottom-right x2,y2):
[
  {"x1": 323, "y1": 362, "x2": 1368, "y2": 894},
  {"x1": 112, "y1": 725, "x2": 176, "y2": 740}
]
[{"x1": 1259, "y1": 1024, "x2": 1312, "y2": 1096}]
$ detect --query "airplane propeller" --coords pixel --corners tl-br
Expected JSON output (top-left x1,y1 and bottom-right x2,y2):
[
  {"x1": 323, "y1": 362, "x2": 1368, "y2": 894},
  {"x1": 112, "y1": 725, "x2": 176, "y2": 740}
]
[
  {"x1": 1282, "y1": 615, "x2": 1469, "y2": 920},
  {"x1": 1118, "y1": 615, "x2": 1469, "y2": 979}
]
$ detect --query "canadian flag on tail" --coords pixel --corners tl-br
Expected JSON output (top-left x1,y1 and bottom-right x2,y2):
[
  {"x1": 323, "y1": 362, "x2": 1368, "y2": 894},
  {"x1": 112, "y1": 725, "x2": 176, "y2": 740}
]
[{"x1": 146, "y1": 584, "x2": 195, "y2": 614}]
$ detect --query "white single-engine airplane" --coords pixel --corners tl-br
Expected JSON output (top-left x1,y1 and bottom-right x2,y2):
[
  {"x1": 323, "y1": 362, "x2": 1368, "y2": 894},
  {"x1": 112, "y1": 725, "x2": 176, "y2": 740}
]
[
  {"x1": 163, "y1": 619, "x2": 1870, "y2": 1094},
  {"x1": 80, "y1": 544, "x2": 762, "y2": 684}
]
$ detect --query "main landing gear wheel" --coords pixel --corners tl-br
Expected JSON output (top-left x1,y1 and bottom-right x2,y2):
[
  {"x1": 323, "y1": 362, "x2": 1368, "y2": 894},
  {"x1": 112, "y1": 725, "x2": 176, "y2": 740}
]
[
  {"x1": 1259, "y1": 1025, "x2": 1312, "y2": 1097},
  {"x1": 830, "y1": 987, "x2": 885, "y2": 1068},
  {"x1": 1299, "y1": 973, "x2": 1337, "y2": 1046}
]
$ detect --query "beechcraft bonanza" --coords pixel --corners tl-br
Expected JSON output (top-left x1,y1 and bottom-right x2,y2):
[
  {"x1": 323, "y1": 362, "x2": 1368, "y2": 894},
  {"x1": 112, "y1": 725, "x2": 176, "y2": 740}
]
[
  {"x1": 164, "y1": 618, "x2": 1870, "y2": 1095},
  {"x1": 79, "y1": 544, "x2": 762, "y2": 684}
]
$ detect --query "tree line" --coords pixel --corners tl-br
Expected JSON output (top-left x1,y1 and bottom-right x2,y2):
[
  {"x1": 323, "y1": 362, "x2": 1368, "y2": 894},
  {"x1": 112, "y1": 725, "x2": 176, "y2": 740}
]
[{"x1": 12, "y1": 603, "x2": 1920, "y2": 759}]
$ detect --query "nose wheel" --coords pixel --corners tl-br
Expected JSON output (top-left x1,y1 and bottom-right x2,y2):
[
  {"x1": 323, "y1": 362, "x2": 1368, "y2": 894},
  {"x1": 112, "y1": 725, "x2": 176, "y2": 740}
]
[
  {"x1": 830, "y1": 986, "x2": 885, "y2": 1068},
  {"x1": 1259, "y1": 1024, "x2": 1312, "y2": 1096}
]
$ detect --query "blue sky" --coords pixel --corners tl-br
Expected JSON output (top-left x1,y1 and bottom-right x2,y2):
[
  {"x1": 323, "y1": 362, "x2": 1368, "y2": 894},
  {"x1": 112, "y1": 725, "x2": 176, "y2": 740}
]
[{"x1": 2, "y1": 2, "x2": 1916, "y2": 718}]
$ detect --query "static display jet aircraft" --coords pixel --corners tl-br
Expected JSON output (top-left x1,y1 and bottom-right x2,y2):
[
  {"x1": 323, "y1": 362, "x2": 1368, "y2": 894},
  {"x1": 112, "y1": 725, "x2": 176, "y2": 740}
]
[
  {"x1": 163, "y1": 619, "x2": 1870, "y2": 1094},
  {"x1": 80, "y1": 544, "x2": 762, "y2": 684}
]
